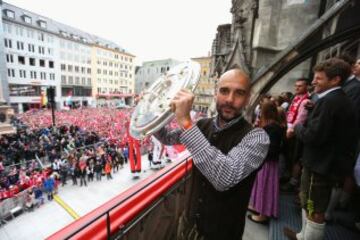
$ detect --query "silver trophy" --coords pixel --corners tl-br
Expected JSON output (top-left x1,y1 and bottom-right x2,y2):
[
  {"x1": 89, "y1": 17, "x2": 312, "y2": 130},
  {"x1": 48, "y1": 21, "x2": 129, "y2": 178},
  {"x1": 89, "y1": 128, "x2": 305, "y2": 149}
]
[{"x1": 130, "y1": 61, "x2": 201, "y2": 140}]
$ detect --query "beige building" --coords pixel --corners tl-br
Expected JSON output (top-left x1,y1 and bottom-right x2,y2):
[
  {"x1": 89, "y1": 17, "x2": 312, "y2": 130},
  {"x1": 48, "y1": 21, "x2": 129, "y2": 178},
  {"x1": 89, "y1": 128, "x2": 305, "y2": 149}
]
[
  {"x1": 191, "y1": 56, "x2": 214, "y2": 113},
  {"x1": 92, "y1": 46, "x2": 135, "y2": 107}
]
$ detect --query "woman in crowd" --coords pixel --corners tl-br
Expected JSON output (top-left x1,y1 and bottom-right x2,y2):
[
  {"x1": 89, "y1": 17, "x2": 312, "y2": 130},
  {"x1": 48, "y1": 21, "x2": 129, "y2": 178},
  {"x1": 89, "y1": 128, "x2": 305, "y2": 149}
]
[{"x1": 248, "y1": 99, "x2": 284, "y2": 224}]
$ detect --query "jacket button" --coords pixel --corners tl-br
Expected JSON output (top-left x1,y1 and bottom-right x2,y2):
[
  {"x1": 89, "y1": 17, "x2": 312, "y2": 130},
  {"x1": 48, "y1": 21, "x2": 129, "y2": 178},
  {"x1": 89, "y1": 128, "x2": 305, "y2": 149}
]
[{"x1": 198, "y1": 198, "x2": 203, "y2": 203}]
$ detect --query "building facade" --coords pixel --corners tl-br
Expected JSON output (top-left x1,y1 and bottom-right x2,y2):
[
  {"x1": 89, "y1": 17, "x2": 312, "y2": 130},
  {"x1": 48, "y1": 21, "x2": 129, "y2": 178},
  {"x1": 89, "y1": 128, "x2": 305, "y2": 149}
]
[
  {"x1": 191, "y1": 56, "x2": 214, "y2": 113},
  {"x1": 92, "y1": 46, "x2": 135, "y2": 107},
  {"x1": 58, "y1": 37, "x2": 93, "y2": 108},
  {"x1": 0, "y1": 1, "x2": 135, "y2": 112},
  {"x1": 135, "y1": 59, "x2": 180, "y2": 94},
  {"x1": 211, "y1": 0, "x2": 323, "y2": 92}
]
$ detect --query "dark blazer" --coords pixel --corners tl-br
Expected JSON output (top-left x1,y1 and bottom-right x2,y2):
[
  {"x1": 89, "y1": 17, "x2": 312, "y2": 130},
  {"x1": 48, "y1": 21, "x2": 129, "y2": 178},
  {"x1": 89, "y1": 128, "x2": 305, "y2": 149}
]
[
  {"x1": 294, "y1": 88, "x2": 357, "y2": 177},
  {"x1": 342, "y1": 77, "x2": 360, "y2": 139}
]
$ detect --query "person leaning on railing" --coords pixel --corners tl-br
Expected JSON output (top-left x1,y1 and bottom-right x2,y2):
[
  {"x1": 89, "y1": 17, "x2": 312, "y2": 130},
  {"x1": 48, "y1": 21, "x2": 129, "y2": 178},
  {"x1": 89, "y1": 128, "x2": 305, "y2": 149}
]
[{"x1": 154, "y1": 69, "x2": 270, "y2": 240}]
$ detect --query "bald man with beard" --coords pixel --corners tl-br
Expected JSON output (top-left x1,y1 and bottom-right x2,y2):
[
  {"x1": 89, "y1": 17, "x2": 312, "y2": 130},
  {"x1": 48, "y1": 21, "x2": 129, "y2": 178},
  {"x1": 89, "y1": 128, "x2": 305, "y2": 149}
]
[{"x1": 155, "y1": 69, "x2": 270, "y2": 240}]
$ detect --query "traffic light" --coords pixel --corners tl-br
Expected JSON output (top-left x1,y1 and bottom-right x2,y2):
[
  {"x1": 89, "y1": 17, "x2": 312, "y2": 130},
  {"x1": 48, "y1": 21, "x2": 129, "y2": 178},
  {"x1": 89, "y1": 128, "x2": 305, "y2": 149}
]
[{"x1": 47, "y1": 87, "x2": 55, "y2": 103}]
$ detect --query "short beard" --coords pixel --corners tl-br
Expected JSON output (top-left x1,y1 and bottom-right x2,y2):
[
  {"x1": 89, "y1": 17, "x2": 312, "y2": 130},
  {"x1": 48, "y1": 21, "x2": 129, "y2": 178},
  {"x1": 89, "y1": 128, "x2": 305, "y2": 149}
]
[{"x1": 216, "y1": 103, "x2": 243, "y2": 123}]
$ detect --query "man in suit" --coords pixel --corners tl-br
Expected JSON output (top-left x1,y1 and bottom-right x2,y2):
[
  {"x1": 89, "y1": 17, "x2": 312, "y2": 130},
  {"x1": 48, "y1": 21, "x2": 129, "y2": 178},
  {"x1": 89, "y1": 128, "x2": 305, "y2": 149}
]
[
  {"x1": 323, "y1": 55, "x2": 360, "y2": 220},
  {"x1": 284, "y1": 58, "x2": 357, "y2": 240}
]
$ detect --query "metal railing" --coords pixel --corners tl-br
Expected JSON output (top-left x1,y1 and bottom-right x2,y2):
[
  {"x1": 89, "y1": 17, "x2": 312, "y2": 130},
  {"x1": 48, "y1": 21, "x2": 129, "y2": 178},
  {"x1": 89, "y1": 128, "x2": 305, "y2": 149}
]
[{"x1": 46, "y1": 151, "x2": 192, "y2": 240}]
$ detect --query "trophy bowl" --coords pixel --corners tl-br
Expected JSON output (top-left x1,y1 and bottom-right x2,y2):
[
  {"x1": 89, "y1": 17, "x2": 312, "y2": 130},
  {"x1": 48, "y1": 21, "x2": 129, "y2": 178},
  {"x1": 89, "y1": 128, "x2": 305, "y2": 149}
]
[{"x1": 130, "y1": 60, "x2": 201, "y2": 140}]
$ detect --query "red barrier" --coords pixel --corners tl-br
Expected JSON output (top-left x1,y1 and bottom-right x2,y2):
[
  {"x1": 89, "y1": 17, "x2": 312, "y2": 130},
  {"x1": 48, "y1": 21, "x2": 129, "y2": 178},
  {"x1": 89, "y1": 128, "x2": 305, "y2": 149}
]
[{"x1": 46, "y1": 153, "x2": 192, "y2": 240}]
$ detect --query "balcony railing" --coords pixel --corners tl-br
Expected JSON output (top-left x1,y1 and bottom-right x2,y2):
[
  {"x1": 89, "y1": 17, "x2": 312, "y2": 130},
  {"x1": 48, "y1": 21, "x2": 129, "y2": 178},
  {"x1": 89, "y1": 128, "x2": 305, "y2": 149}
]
[{"x1": 47, "y1": 151, "x2": 193, "y2": 240}]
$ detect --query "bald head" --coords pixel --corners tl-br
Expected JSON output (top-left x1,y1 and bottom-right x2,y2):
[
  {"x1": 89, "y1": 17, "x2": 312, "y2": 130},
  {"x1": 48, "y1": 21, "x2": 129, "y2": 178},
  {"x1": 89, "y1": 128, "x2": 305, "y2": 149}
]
[
  {"x1": 216, "y1": 69, "x2": 251, "y2": 126},
  {"x1": 218, "y1": 69, "x2": 251, "y2": 93}
]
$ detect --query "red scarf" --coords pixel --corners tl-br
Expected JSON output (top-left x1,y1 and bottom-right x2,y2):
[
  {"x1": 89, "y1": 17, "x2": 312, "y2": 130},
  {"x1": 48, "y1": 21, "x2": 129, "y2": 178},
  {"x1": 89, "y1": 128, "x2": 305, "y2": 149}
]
[{"x1": 286, "y1": 93, "x2": 308, "y2": 124}]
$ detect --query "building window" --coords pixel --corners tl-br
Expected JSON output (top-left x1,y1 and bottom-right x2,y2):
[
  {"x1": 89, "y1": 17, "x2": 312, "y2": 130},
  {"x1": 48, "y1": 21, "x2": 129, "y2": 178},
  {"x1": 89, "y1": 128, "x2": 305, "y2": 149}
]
[
  {"x1": 68, "y1": 76, "x2": 73, "y2": 85},
  {"x1": 15, "y1": 26, "x2": 23, "y2": 36},
  {"x1": 5, "y1": 10, "x2": 15, "y2": 19},
  {"x1": 87, "y1": 68, "x2": 91, "y2": 74},
  {"x1": 6, "y1": 54, "x2": 14, "y2": 63},
  {"x1": 28, "y1": 43, "x2": 35, "y2": 52},
  {"x1": 61, "y1": 75, "x2": 66, "y2": 84},
  {"x1": 27, "y1": 29, "x2": 34, "y2": 38},
  {"x1": 75, "y1": 77, "x2": 80, "y2": 85},
  {"x1": 3, "y1": 23, "x2": 12, "y2": 34},
  {"x1": 49, "y1": 61, "x2": 54, "y2": 68},
  {"x1": 39, "y1": 59, "x2": 45, "y2": 67},
  {"x1": 30, "y1": 71, "x2": 37, "y2": 79},
  {"x1": 68, "y1": 65, "x2": 73, "y2": 72},
  {"x1": 40, "y1": 72, "x2": 46, "y2": 80},
  {"x1": 4, "y1": 39, "x2": 12, "y2": 48},
  {"x1": 38, "y1": 46, "x2": 45, "y2": 54},
  {"x1": 81, "y1": 77, "x2": 86, "y2": 85},
  {"x1": 18, "y1": 56, "x2": 25, "y2": 65},
  {"x1": 38, "y1": 33, "x2": 45, "y2": 41},
  {"x1": 19, "y1": 70, "x2": 27, "y2": 78},
  {"x1": 17, "y1": 41, "x2": 24, "y2": 50},
  {"x1": 50, "y1": 73, "x2": 55, "y2": 80},
  {"x1": 38, "y1": 20, "x2": 47, "y2": 28},
  {"x1": 75, "y1": 66, "x2": 79, "y2": 73},
  {"x1": 97, "y1": 69, "x2": 101, "y2": 74},
  {"x1": 87, "y1": 78, "x2": 91, "y2": 85},
  {"x1": 23, "y1": 15, "x2": 32, "y2": 24},
  {"x1": 7, "y1": 69, "x2": 15, "y2": 77}
]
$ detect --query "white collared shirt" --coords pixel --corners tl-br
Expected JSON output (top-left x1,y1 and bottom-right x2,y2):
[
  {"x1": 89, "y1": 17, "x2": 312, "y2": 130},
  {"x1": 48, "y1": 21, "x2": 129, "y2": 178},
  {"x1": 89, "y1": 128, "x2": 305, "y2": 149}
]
[{"x1": 317, "y1": 86, "x2": 341, "y2": 99}]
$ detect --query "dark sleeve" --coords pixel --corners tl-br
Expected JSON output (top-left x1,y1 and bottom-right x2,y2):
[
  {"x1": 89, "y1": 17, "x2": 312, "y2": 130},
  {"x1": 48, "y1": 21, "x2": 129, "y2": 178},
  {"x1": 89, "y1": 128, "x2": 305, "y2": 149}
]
[
  {"x1": 294, "y1": 101, "x2": 334, "y2": 146},
  {"x1": 345, "y1": 85, "x2": 360, "y2": 126},
  {"x1": 264, "y1": 125, "x2": 283, "y2": 159}
]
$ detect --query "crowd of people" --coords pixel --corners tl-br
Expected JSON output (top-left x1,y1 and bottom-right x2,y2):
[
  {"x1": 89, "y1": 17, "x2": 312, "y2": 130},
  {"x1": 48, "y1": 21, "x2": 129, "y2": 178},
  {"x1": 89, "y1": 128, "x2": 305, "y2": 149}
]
[
  {"x1": 0, "y1": 107, "x2": 138, "y2": 218},
  {"x1": 247, "y1": 56, "x2": 360, "y2": 239}
]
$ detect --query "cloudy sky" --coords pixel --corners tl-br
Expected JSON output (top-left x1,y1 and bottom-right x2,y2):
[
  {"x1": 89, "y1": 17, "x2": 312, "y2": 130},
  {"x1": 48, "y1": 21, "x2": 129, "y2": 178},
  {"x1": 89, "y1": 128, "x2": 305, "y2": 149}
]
[{"x1": 5, "y1": 0, "x2": 232, "y2": 65}]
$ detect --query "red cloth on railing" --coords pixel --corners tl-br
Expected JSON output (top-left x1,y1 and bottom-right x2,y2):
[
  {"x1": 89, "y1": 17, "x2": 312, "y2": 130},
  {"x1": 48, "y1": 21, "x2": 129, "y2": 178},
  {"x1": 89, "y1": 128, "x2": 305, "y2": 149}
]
[
  {"x1": 8, "y1": 185, "x2": 19, "y2": 197},
  {"x1": 0, "y1": 189, "x2": 8, "y2": 200}
]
